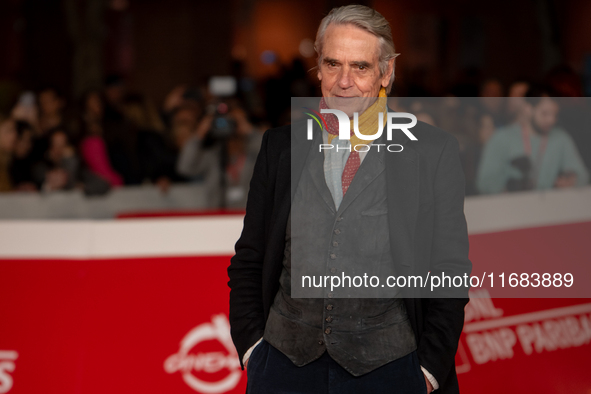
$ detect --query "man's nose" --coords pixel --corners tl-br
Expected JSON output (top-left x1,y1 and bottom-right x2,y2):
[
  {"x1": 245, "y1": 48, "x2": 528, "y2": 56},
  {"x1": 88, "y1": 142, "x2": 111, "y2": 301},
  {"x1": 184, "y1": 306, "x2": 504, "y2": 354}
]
[{"x1": 337, "y1": 67, "x2": 353, "y2": 89}]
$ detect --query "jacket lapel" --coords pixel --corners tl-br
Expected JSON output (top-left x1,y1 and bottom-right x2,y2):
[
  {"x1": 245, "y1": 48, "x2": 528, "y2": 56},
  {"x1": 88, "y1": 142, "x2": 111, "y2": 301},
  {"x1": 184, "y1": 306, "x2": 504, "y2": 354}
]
[
  {"x1": 269, "y1": 120, "x2": 315, "y2": 249},
  {"x1": 307, "y1": 148, "x2": 337, "y2": 214}
]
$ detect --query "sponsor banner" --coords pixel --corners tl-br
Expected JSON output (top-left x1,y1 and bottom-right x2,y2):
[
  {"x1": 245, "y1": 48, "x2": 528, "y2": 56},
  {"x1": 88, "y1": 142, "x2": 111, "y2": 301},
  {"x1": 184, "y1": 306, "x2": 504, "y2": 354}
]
[
  {"x1": 458, "y1": 292, "x2": 591, "y2": 392},
  {"x1": 1, "y1": 256, "x2": 591, "y2": 393},
  {"x1": 0, "y1": 256, "x2": 246, "y2": 394},
  {"x1": 0, "y1": 351, "x2": 18, "y2": 394}
]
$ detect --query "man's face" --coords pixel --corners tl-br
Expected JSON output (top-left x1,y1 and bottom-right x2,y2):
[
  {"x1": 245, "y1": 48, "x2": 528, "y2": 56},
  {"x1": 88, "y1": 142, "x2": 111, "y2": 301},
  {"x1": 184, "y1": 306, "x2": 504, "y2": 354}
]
[
  {"x1": 531, "y1": 97, "x2": 559, "y2": 135},
  {"x1": 317, "y1": 24, "x2": 392, "y2": 114}
]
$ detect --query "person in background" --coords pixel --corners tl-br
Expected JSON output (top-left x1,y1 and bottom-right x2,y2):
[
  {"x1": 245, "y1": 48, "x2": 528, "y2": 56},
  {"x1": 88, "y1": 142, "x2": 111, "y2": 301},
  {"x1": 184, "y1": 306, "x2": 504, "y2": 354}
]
[
  {"x1": 33, "y1": 127, "x2": 78, "y2": 192},
  {"x1": 38, "y1": 87, "x2": 67, "y2": 135},
  {"x1": 81, "y1": 89, "x2": 105, "y2": 126},
  {"x1": 9, "y1": 121, "x2": 37, "y2": 191},
  {"x1": 477, "y1": 86, "x2": 589, "y2": 194},
  {"x1": 0, "y1": 118, "x2": 17, "y2": 192},
  {"x1": 160, "y1": 84, "x2": 204, "y2": 129},
  {"x1": 121, "y1": 93, "x2": 177, "y2": 191},
  {"x1": 224, "y1": 107, "x2": 263, "y2": 206},
  {"x1": 478, "y1": 78, "x2": 507, "y2": 141},
  {"x1": 10, "y1": 91, "x2": 39, "y2": 136},
  {"x1": 103, "y1": 75, "x2": 126, "y2": 123},
  {"x1": 176, "y1": 100, "x2": 262, "y2": 208},
  {"x1": 506, "y1": 80, "x2": 530, "y2": 125},
  {"x1": 170, "y1": 103, "x2": 201, "y2": 151},
  {"x1": 102, "y1": 76, "x2": 142, "y2": 185},
  {"x1": 79, "y1": 91, "x2": 124, "y2": 188}
]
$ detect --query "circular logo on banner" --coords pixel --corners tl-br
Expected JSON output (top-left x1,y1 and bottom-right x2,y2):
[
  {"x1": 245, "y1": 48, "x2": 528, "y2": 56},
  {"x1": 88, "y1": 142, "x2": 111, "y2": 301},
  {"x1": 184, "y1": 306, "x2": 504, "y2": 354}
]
[
  {"x1": 164, "y1": 315, "x2": 242, "y2": 393},
  {"x1": 0, "y1": 350, "x2": 18, "y2": 394}
]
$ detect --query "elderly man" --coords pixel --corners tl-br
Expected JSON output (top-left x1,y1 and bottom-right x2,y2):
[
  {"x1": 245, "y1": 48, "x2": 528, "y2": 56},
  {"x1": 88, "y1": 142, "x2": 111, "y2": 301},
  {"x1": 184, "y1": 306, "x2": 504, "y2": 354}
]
[{"x1": 228, "y1": 5, "x2": 471, "y2": 393}]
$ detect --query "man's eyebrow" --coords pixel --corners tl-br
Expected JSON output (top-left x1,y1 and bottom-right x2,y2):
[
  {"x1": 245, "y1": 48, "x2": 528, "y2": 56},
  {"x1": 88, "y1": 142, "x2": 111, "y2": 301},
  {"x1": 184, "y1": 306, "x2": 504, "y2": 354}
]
[
  {"x1": 323, "y1": 57, "x2": 340, "y2": 64},
  {"x1": 350, "y1": 60, "x2": 372, "y2": 68},
  {"x1": 323, "y1": 58, "x2": 373, "y2": 68}
]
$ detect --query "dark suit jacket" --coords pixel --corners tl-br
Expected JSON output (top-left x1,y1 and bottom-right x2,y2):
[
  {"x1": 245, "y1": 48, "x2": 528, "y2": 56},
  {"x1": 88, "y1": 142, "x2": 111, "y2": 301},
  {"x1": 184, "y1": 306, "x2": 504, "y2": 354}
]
[{"x1": 227, "y1": 119, "x2": 472, "y2": 393}]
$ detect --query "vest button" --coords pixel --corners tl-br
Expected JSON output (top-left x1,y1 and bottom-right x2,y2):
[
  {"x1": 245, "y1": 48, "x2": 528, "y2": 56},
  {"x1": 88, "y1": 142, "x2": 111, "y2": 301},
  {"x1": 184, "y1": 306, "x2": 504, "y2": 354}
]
[
  {"x1": 337, "y1": 217, "x2": 343, "y2": 221},
  {"x1": 334, "y1": 229, "x2": 341, "y2": 234},
  {"x1": 330, "y1": 267, "x2": 336, "y2": 273},
  {"x1": 330, "y1": 253, "x2": 336, "y2": 259},
  {"x1": 332, "y1": 241, "x2": 338, "y2": 247},
  {"x1": 324, "y1": 327, "x2": 332, "y2": 334},
  {"x1": 318, "y1": 340, "x2": 324, "y2": 345},
  {"x1": 326, "y1": 304, "x2": 333, "y2": 311},
  {"x1": 325, "y1": 316, "x2": 333, "y2": 323},
  {"x1": 327, "y1": 292, "x2": 333, "y2": 298}
]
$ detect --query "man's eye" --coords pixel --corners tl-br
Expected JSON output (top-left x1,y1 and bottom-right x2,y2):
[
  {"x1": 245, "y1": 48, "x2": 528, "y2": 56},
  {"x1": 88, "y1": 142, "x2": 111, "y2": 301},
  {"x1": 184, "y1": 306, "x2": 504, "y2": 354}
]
[
  {"x1": 358, "y1": 65, "x2": 366, "y2": 70},
  {"x1": 328, "y1": 62, "x2": 336, "y2": 67}
]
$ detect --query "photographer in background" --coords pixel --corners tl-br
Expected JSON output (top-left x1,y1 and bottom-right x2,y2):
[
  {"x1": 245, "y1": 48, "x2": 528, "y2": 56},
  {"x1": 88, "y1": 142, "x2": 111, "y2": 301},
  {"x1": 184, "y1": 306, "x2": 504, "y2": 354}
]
[
  {"x1": 477, "y1": 86, "x2": 589, "y2": 194},
  {"x1": 176, "y1": 97, "x2": 262, "y2": 208}
]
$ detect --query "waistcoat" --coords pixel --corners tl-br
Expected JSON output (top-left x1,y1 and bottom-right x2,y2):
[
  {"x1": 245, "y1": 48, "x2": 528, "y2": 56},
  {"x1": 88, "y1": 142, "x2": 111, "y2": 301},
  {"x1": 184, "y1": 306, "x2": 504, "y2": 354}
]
[{"x1": 263, "y1": 136, "x2": 417, "y2": 376}]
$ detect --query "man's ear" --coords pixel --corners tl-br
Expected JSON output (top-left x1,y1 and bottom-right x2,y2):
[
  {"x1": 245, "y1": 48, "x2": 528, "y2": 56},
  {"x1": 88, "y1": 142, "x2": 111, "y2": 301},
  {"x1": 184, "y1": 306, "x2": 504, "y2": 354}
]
[
  {"x1": 317, "y1": 69, "x2": 323, "y2": 81},
  {"x1": 381, "y1": 58, "x2": 395, "y2": 87}
]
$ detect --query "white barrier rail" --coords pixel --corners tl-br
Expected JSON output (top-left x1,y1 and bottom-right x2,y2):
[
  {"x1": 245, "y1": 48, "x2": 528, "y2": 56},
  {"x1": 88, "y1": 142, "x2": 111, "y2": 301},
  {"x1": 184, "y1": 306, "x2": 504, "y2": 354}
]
[
  {"x1": 0, "y1": 186, "x2": 590, "y2": 259},
  {"x1": 0, "y1": 184, "x2": 210, "y2": 219}
]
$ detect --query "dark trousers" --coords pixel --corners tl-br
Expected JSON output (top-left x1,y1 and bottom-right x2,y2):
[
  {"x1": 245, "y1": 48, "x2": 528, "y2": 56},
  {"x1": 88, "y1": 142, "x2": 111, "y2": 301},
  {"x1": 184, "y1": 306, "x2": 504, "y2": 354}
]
[{"x1": 246, "y1": 339, "x2": 428, "y2": 394}]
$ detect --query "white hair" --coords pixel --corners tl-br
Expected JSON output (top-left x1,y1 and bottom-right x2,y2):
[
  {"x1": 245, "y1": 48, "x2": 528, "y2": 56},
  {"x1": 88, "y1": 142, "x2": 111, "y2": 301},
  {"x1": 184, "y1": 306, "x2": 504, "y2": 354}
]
[{"x1": 314, "y1": 5, "x2": 399, "y2": 94}]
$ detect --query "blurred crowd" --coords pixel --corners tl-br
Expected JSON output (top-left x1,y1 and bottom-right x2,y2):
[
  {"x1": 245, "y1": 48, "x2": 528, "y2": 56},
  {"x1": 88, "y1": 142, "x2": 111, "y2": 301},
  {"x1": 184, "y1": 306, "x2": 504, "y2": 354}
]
[
  {"x1": 393, "y1": 80, "x2": 590, "y2": 196},
  {"x1": 0, "y1": 62, "x2": 589, "y2": 207},
  {"x1": 0, "y1": 75, "x2": 269, "y2": 208}
]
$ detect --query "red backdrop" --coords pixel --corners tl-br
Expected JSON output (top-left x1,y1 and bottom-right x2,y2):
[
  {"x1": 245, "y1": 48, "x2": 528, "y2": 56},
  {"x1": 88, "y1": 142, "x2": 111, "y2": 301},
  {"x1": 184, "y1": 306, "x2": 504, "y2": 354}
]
[{"x1": 1, "y1": 220, "x2": 590, "y2": 393}]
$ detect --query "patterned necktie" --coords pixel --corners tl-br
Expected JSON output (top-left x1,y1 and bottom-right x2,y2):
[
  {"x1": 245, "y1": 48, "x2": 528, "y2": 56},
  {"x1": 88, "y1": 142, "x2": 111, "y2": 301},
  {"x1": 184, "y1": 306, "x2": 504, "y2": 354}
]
[{"x1": 319, "y1": 100, "x2": 361, "y2": 196}]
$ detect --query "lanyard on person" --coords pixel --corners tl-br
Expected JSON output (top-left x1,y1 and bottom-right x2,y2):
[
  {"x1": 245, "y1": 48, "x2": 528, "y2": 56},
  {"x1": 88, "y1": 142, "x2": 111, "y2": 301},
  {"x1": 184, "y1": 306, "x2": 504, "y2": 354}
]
[{"x1": 521, "y1": 125, "x2": 548, "y2": 187}]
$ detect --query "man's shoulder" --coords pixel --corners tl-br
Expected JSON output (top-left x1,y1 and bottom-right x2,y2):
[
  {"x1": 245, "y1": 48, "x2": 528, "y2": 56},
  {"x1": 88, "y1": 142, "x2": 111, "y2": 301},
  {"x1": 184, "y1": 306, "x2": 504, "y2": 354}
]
[{"x1": 262, "y1": 123, "x2": 295, "y2": 146}]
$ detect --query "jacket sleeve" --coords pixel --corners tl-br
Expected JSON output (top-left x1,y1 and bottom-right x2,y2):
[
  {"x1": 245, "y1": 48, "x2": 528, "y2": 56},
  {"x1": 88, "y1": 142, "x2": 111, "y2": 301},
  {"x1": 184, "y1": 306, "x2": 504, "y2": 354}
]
[
  {"x1": 417, "y1": 135, "x2": 472, "y2": 388},
  {"x1": 227, "y1": 129, "x2": 271, "y2": 369}
]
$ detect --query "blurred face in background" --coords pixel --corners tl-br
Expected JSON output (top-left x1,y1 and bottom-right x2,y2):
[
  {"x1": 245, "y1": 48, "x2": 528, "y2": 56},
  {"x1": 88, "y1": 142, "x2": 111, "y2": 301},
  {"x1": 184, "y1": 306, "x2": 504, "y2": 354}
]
[
  {"x1": 172, "y1": 106, "x2": 199, "y2": 149},
  {"x1": 105, "y1": 84, "x2": 125, "y2": 106},
  {"x1": 48, "y1": 130, "x2": 73, "y2": 163},
  {"x1": 85, "y1": 91, "x2": 104, "y2": 121},
  {"x1": 50, "y1": 131, "x2": 68, "y2": 152},
  {"x1": 172, "y1": 107, "x2": 198, "y2": 130},
  {"x1": 509, "y1": 82, "x2": 529, "y2": 98},
  {"x1": 479, "y1": 79, "x2": 504, "y2": 114},
  {"x1": 0, "y1": 120, "x2": 17, "y2": 153},
  {"x1": 39, "y1": 89, "x2": 64, "y2": 116},
  {"x1": 507, "y1": 82, "x2": 530, "y2": 116},
  {"x1": 317, "y1": 24, "x2": 393, "y2": 114},
  {"x1": 531, "y1": 97, "x2": 559, "y2": 135}
]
